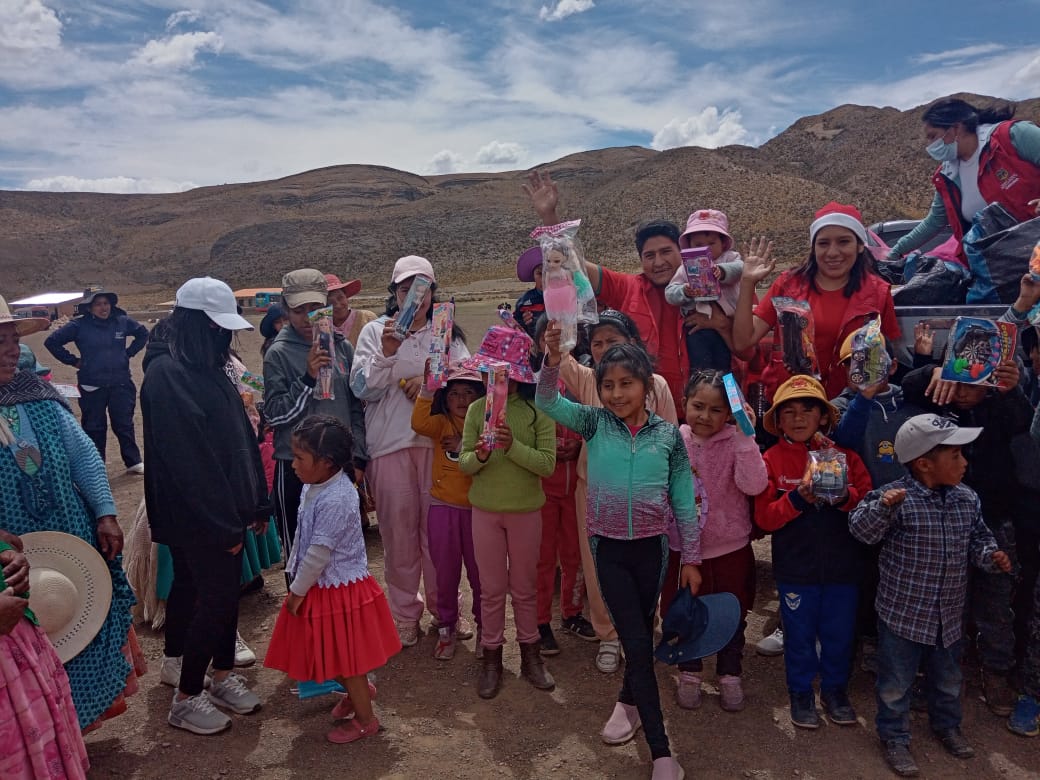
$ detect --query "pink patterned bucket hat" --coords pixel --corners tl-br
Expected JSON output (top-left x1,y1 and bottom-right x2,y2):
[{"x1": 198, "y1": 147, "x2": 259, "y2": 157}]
[
  {"x1": 679, "y1": 209, "x2": 733, "y2": 252},
  {"x1": 460, "y1": 325, "x2": 536, "y2": 384}
]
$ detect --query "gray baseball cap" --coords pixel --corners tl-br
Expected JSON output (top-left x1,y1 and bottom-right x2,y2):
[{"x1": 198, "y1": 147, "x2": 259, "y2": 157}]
[
  {"x1": 281, "y1": 269, "x2": 328, "y2": 309},
  {"x1": 895, "y1": 414, "x2": 982, "y2": 464}
]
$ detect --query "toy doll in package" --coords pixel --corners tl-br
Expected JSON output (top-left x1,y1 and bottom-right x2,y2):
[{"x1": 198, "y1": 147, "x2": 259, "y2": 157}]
[
  {"x1": 394, "y1": 274, "x2": 434, "y2": 340},
  {"x1": 482, "y1": 360, "x2": 510, "y2": 449},
  {"x1": 308, "y1": 306, "x2": 336, "y2": 400},
  {"x1": 846, "y1": 318, "x2": 891, "y2": 389},
  {"x1": 722, "y1": 373, "x2": 755, "y2": 437},
  {"x1": 940, "y1": 316, "x2": 1017, "y2": 385},
  {"x1": 530, "y1": 220, "x2": 598, "y2": 354},
  {"x1": 681, "y1": 247, "x2": 722, "y2": 301},
  {"x1": 804, "y1": 448, "x2": 848, "y2": 505},
  {"x1": 773, "y1": 297, "x2": 819, "y2": 377},
  {"x1": 425, "y1": 299, "x2": 455, "y2": 392}
]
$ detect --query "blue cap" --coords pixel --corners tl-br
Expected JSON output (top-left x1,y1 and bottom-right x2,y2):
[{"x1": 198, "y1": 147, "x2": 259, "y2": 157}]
[{"x1": 654, "y1": 590, "x2": 741, "y2": 665}]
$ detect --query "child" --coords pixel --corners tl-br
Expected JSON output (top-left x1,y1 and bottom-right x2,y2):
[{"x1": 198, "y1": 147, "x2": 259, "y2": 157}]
[
  {"x1": 537, "y1": 337, "x2": 701, "y2": 780},
  {"x1": 515, "y1": 247, "x2": 545, "y2": 341},
  {"x1": 754, "y1": 375, "x2": 871, "y2": 730},
  {"x1": 673, "y1": 370, "x2": 768, "y2": 712},
  {"x1": 549, "y1": 310, "x2": 676, "y2": 673},
  {"x1": 264, "y1": 415, "x2": 401, "y2": 745},
  {"x1": 849, "y1": 414, "x2": 1012, "y2": 776},
  {"x1": 665, "y1": 209, "x2": 745, "y2": 371},
  {"x1": 410, "y1": 365, "x2": 487, "y2": 660},
  {"x1": 458, "y1": 326, "x2": 557, "y2": 699}
]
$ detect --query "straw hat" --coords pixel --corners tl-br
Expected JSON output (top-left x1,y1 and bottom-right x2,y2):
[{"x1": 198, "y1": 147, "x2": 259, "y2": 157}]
[
  {"x1": 0, "y1": 295, "x2": 50, "y2": 336},
  {"x1": 21, "y1": 531, "x2": 113, "y2": 663},
  {"x1": 762, "y1": 375, "x2": 840, "y2": 437}
]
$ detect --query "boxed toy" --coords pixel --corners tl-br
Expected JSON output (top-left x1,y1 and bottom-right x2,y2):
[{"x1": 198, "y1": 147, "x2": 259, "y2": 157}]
[
  {"x1": 307, "y1": 306, "x2": 335, "y2": 400},
  {"x1": 481, "y1": 359, "x2": 510, "y2": 450},
  {"x1": 940, "y1": 317, "x2": 1017, "y2": 385},
  {"x1": 773, "y1": 297, "x2": 820, "y2": 377},
  {"x1": 393, "y1": 274, "x2": 433, "y2": 340},
  {"x1": 846, "y1": 319, "x2": 891, "y2": 389},
  {"x1": 681, "y1": 247, "x2": 721, "y2": 300},
  {"x1": 722, "y1": 372, "x2": 755, "y2": 437},
  {"x1": 425, "y1": 300, "x2": 455, "y2": 392}
]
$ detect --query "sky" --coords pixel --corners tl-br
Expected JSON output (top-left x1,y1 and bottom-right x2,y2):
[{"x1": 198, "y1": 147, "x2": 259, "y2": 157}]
[{"x1": 1, "y1": 0, "x2": 1038, "y2": 193}]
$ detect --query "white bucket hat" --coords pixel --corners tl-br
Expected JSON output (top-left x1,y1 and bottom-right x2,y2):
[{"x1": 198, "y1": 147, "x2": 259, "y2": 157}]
[
  {"x1": 175, "y1": 277, "x2": 254, "y2": 331},
  {"x1": 21, "y1": 531, "x2": 113, "y2": 663}
]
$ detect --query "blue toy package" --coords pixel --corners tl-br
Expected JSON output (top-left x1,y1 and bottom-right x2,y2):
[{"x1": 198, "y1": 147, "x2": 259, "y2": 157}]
[
  {"x1": 393, "y1": 274, "x2": 433, "y2": 340},
  {"x1": 940, "y1": 317, "x2": 1017, "y2": 385},
  {"x1": 722, "y1": 373, "x2": 755, "y2": 437}
]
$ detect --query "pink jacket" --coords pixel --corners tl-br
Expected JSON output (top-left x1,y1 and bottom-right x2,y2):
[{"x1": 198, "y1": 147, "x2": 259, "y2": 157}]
[{"x1": 679, "y1": 423, "x2": 768, "y2": 560}]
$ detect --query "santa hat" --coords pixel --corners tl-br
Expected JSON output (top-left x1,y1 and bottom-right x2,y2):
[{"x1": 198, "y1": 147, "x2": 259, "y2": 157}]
[{"x1": 809, "y1": 202, "x2": 867, "y2": 245}]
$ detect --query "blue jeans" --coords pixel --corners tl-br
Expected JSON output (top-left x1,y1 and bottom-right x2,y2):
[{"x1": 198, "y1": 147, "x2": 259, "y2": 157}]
[
  {"x1": 777, "y1": 583, "x2": 858, "y2": 694},
  {"x1": 876, "y1": 620, "x2": 963, "y2": 744}
]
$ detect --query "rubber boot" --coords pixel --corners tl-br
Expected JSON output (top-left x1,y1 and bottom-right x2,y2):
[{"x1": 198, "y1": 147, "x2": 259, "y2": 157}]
[
  {"x1": 478, "y1": 646, "x2": 504, "y2": 699},
  {"x1": 519, "y1": 641, "x2": 556, "y2": 690}
]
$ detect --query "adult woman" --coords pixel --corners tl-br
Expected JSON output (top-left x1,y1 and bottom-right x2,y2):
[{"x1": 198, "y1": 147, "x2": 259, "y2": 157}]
[
  {"x1": 0, "y1": 529, "x2": 89, "y2": 779},
  {"x1": 350, "y1": 256, "x2": 468, "y2": 646},
  {"x1": 325, "y1": 273, "x2": 376, "y2": 347},
  {"x1": 141, "y1": 277, "x2": 269, "y2": 736},
  {"x1": 44, "y1": 288, "x2": 148, "y2": 472},
  {"x1": 0, "y1": 294, "x2": 143, "y2": 732},
  {"x1": 887, "y1": 98, "x2": 1040, "y2": 274},
  {"x1": 733, "y1": 203, "x2": 900, "y2": 401}
]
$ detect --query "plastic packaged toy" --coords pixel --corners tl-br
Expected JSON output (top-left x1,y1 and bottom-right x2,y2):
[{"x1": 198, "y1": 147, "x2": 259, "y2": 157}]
[
  {"x1": 805, "y1": 448, "x2": 848, "y2": 505},
  {"x1": 722, "y1": 372, "x2": 755, "y2": 437},
  {"x1": 393, "y1": 274, "x2": 434, "y2": 340},
  {"x1": 481, "y1": 360, "x2": 510, "y2": 450},
  {"x1": 773, "y1": 297, "x2": 820, "y2": 377},
  {"x1": 1030, "y1": 240, "x2": 1040, "y2": 282},
  {"x1": 940, "y1": 316, "x2": 1017, "y2": 385},
  {"x1": 531, "y1": 220, "x2": 598, "y2": 353},
  {"x1": 308, "y1": 306, "x2": 335, "y2": 400},
  {"x1": 239, "y1": 371, "x2": 265, "y2": 394},
  {"x1": 846, "y1": 319, "x2": 891, "y2": 389},
  {"x1": 681, "y1": 247, "x2": 721, "y2": 301},
  {"x1": 425, "y1": 299, "x2": 455, "y2": 392}
]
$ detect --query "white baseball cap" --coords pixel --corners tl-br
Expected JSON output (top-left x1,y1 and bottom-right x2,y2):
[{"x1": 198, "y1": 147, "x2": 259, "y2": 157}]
[
  {"x1": 175, "y1": 277, "x2": 253, "y2": 331},
  {"x1": 391, "y1": 255, "x2": 436, "y2": 285},
  {"x1": 894, "y1": 413, "x2": 982, "y2": 464}
]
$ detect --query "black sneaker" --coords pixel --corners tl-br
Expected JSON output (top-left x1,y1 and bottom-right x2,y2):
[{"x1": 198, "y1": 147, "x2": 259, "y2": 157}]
[
  {"x1": 790, "y1": 691, "x2": 819, "y2": 729},
  {"x1": 538, "y1": 624, "x2": 561, "y2": 656},
  {"x1": 562, "y1": 615, "x2": 597, "y2": 641},
  {"x1": 882, "y1": 741, "x2": 920, "y2": 777},
  {"x1": 935, "y1": 728, "x2": 975, "y2": 759},
  {"x1": 821, "y1": 688, "x2": 858, "y2": 725}
]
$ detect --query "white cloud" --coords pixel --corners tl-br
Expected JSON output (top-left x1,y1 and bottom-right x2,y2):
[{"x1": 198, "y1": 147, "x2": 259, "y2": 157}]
[
  {"x1": 428, "y1": 150, "x2": 464, "y2": 174},
  {"x1": 1012, "y1": 52, "x2": 1040, "y2": 85},
  {"x1": 539, "y1": 0, "x2": 595, "y2": 22},
  {"x1": 24, "y1": 175, "x2": 198, "y2": 194},
  {"x1": 131, "y1": 30, "x2": 223, "y2": 69},
  {"x1": 166, "y1": 9, "x2": 202, "y2": 32},
  {"x1": 0, "y1": 0, "x2": 61, "y2": 51},
  {"x1": 475, "y1": 140, "x2": 525, "y2": 166},
  {"x1": 914, "y1": 43, "x2": 1005, "y2": 65},
  {"x1": 651, "y1": 107, "x2": 749, "y2": 150}
]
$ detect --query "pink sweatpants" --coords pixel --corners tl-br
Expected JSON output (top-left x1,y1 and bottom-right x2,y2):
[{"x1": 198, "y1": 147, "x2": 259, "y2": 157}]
[
  {"x1": 471, "y1": 508, "x2": 542, "y2": 648},
  {"x1": 367, "y1": 447, "x2": 436, "y2": 626},
  {"x1": 537, "y1": 492, "x2": 584, "y2": 625}
]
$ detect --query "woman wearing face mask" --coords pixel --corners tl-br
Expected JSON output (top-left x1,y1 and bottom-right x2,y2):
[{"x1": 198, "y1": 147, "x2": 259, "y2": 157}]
[{"x1": 887, "y1": 98, "x2": 1040, "y2": 267}]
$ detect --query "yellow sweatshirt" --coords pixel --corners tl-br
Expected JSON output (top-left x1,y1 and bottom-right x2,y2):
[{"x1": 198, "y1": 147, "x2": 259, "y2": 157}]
[{"x1": 410, "y1": 395, "x2": 472, "y2": 507}]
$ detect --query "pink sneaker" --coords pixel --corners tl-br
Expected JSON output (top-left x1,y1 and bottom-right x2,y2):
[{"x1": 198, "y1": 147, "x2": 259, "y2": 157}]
[
  {"x1": 330, "y1": 681, "x2": 378, "y2": 720},
  {"x1": 601, "y1": 701, "x2": 641, "y2": 744},
  {"x1": 719, "y1": 675, "x2": 745, "y2": 712},
  {"x1": 327, "y1": 716, "x2": 381, "y2": 744},
  {"x1": 675, "y1": 672, "x2": 702, "y2": 710},
  {"x1": 434, "y1": 627, "x2": 456, "y2": 660},
  {"x1": 651, "y1": 756, "x2": 685, "y2": 779}
]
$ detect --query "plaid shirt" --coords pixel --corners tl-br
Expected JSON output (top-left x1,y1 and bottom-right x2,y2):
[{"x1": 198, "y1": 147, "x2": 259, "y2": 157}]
[{"x1": 849, "y1": 474, "x2": 999, "y2": 646}]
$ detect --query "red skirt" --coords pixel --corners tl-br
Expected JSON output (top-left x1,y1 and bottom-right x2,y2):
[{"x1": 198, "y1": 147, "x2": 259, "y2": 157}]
[{"x1": 264, "y1": 576, "x2": 401, "y2": 682}]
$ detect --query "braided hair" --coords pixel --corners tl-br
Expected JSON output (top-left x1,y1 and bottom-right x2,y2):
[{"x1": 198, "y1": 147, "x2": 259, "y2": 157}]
[{"x1": 291, "y1": 415, "x2": 354, "y2": 474}]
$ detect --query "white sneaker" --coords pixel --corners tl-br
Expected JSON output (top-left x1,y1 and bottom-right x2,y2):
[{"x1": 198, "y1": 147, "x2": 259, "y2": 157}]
[
  {"x1": 127, "y1": 462, "x2": 145, "y2": 475},
  {"x1": 159, "y1": 656, "x2": 211, "y2": 688},
  {"x1": 756, "y1": 628, "x2": 784, "y2": 656},
  {"x1": 234, "y1": 632, "x2": 256, "y2": 667},
  {"x1": 596, "y1": 639, "x2": 622, "y2": 673},
  {"x1": 168, "y1": 691, "x2": 231, "y2": 735},
  {"x1": 209, "y1": 672, "x2": 262, "y2": 715}
]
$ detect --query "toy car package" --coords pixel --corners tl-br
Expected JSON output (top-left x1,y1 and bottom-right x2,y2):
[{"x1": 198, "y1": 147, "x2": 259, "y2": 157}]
[
  {"x1": 481, "y1": 360, "x2": 510, "y2": 450},
  {"x1": 940, "y1": 317, "x2": 1017, "y2": 386},
  {"x1": 773, "y1": 297, "x2": 820, "y2": 377},
  {"x1": 425, "y1": 300, "x2": 455, "y2": 392},
  {"x1": 681, "y1": 247, "x2": 721, "y2": 301},
  {"x1": 804, "y1": 448, "x2": 848, "y2": 505},
  {"x1": 846, "y1": 318, "x2": 891, "y2": 389},
  {"x1": 307, "y1": 306, "x2": 335, "y2": 400},
  {"x1": 722, "y1": 372, "x2": 755, "y2": 437}
]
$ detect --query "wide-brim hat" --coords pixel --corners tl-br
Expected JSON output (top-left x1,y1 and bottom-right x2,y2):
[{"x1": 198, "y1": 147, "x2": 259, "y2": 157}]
[
  {"x1": 655, "y1": 590, "x2": 741, "y2": 665},
  {"x1": 460, "y1": 325, "x2": 536, "y2": 384},
  {"x1": 21, "y1": 531, "x2": 112, "y2": 663},
  {"x1": 516, "y1": 247, "x2": 543, "y2": 283},
  {"x1": 679, "y1": 209, "x2": 733, "y2": 252},
  {"x1": 762, "y1": 374, "x2": 840, "y2": 436},
  {"x1": 324, "y1": 273, "x2": 363, "y2": 299},
  {"x1": 0, "y1": 295, "x2": 50, "y2": 336},
  {"x1": 78, "y1": 288, "x2": 118, "y2": 315}
]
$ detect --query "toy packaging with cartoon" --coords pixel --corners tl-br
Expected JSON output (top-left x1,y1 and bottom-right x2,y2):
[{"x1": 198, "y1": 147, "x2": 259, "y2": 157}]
[
  {"x1": 1030, "y1": 240, "x2": 1040, "y2": 282},
  {"x1": 393, "y1": 274, "x2": 434, "y2": 340},
  {"x1": 307, "y1": 306, "x2": 336, "y2": 400},
  {"x1": 531, "y1": 220, "x2": 598, "y2": 353},
  {"x1": 681, "y1": 247, "x2": 721, "y2": 301},
  {"x1": 773, "y1": 297, "x2": 820, "y2": 377},
  {"x1": 425, "y1": 300, "x2": 455, "y2": 392},
  {"x1": 722, "y1": 372, "x2": 755, "y2": 437},
  {"x1": 804, "y1": 448, "x2": 848, "y2": 505},
  {"x1": 940, "y1": 317, "x2": 1017, "y2": 386},
  {"x1": 481, "y1": 359, "x2": 510, "y2": 450},
  {"x1": 847, "y1": 319, "x2": 891, "y2": 389}
]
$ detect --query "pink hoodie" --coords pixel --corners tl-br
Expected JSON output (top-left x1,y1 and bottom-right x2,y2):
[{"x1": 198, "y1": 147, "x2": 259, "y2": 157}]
[{"x1": 679, "y1": 423, "x2": 768, "y2": 560}]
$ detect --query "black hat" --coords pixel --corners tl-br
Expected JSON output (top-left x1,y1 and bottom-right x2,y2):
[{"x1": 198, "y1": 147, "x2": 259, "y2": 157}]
[
  {"x1": 78, "y1": 288, "x2": 118, "y2": 314},
  {"x1": 654, "y1": 590, "x2": 741, "y2": 665}
]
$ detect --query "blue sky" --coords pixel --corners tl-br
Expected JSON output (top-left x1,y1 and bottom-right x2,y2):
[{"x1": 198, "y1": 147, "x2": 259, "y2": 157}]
[{"x1": 1, "y1": 0, "x2": 1038, "y2": 193}]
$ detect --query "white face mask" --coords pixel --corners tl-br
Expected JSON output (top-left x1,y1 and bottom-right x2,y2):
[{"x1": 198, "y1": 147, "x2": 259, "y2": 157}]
[{"x1": 926, "y1": 133, "x2": 959, "y2": 162}]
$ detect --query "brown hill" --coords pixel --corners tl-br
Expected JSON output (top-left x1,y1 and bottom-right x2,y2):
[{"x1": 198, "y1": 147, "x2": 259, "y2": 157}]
[{"x1": 2, "y1": 93, "x2": 1037, "y2": 304}]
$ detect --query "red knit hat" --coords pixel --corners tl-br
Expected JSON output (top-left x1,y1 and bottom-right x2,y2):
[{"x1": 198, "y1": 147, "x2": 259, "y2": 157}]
[{"x1": 809, "y1": 201, "x2": 867, "y2": 245}]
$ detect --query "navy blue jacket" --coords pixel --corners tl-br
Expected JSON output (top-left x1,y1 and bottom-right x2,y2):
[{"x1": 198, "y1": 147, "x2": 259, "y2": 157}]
[{"x1": 44, "y1": 309, "x2": 148, "y2": 387}]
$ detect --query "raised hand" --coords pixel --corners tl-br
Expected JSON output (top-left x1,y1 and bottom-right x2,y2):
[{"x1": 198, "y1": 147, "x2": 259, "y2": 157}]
[
  {"x1": 521, "y1": 170, "x2": 560, "y2": 224},
  {"x1": 741, "y1": 237, "x2": 776, "y2": 284},
  {"x1": 913, "y1": 322, "x2": 934, "y2": 357}
]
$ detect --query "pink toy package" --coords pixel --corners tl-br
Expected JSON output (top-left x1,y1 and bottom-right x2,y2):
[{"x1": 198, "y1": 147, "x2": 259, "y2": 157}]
[
  {"x1": 425, "y1": 300, "x2": 455, "y2": 392},
  {"x1": 681, "y1": 247, "x2": 721, "y2": 300},
  {"x1": 481, "y1": 360, "x2": 509, "y2": 450}
]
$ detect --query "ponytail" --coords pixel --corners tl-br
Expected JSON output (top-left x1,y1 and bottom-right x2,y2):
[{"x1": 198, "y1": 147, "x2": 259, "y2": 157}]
[{"x1": 922, "y1": 97, "x2": 1016, "y2": 132}]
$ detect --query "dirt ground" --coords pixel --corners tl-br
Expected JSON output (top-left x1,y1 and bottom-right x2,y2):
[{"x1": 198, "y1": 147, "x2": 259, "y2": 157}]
[{"x1": 19, "y1": 303, "x2": 1040, "y2": 780}]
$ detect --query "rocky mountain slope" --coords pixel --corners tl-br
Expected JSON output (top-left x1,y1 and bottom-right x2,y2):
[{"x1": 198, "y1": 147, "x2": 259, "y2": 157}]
[{"x1": 2, "y1": 93, "x2": 1037, "y2": 303}]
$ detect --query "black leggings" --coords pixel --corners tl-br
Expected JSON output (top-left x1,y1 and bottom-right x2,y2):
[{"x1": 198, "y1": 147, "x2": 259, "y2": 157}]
[
  {"x1": 164, "y1": 543, "x2": 243, "y2": 696},
  {"x1": 593, "y1": 534, "x2": 670, "y2": 760},
  {"x1": 273, "y1": 459, "x2": 304, "y2": 553}
]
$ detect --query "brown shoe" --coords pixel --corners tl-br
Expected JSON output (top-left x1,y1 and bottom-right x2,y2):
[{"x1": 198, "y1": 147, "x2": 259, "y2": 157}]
[
  {"x1": 983, "y1": 669, "x2": 1016, "y2": 717},
  {"x1": 519, "y1": 641, "x2": 556, "y2": 691},
  {"x1": 477, "y1": 645, "x2": 503, "y2": 699}
]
